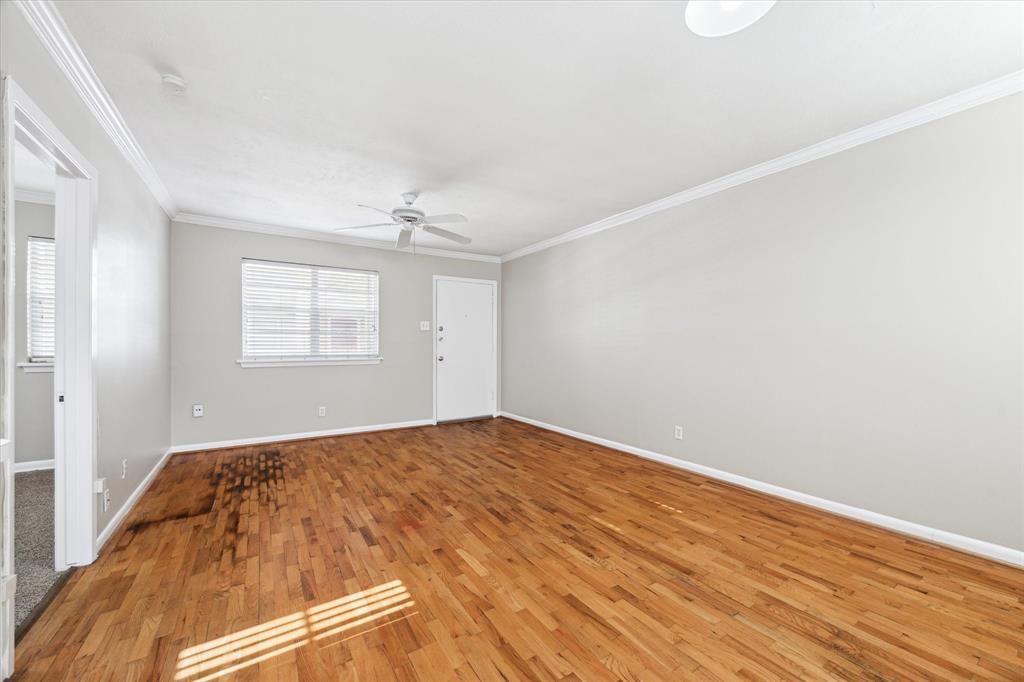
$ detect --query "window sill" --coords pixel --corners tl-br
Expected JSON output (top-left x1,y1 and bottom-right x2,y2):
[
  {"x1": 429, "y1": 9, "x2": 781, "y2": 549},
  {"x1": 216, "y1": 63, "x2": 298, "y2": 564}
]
[
  {"x1": 236, "y1": 358, "x2": 382, "y2": 368},
  {"x1": 17, "y1": 362, "x2": 54, "y2": 374}
]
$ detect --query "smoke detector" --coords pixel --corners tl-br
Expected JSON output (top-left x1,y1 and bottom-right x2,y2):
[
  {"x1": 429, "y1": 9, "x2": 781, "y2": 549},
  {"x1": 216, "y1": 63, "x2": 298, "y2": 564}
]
[{"x1": 161, "y1": 73, "x2": 188, "y2": 95}]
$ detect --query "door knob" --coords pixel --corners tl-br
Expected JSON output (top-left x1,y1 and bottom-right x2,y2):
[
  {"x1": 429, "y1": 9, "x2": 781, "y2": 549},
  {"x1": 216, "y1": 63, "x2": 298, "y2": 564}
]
[{"x1": 437, "y1": 356, "x2": 444, "y2": 362}]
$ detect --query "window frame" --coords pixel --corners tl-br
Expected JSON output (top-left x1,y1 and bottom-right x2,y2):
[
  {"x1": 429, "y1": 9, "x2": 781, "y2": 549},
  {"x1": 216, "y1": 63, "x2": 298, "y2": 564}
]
[
  {"x1": 238, "y1": 257, "x2": 382, "y2": 368},
  {"x1": 26, "y1": 235, "x2": 56, "y2": 364}
]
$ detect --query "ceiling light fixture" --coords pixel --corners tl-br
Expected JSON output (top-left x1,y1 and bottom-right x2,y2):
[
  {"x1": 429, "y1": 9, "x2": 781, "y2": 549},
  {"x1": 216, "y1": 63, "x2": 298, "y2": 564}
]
[{"x1": 685, "y1": 0, "x2": 776, "y2": 38}]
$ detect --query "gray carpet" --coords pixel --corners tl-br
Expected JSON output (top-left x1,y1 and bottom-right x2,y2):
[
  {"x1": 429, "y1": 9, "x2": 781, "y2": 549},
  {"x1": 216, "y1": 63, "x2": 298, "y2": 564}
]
[{"x1": 14, "y1": 470, "x2": 66, "y2": 629}]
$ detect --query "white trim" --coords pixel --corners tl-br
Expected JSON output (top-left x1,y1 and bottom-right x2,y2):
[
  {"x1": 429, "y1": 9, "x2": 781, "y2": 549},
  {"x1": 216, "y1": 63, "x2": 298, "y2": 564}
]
[
  {"x1": 13, "y1": 459, "x2": 54, "y2": 473},
  {"x1": 16, "y1": 361, "x2": 53, "y2": 373},
  {"x1": 2, "y1": 78, "x2": 101, "y2": 675},
  {"x1": 12, "y1": 0, "x2": 176, "y2": 217},
  {"x1": 3, "y1": 77, "x2": 99, "y2": 572},
  {"x1": 433, "y1": 275, "x2": 501, "y2": 286},
  {"x1": 236, "y1": 357, "x2": 382, "y2": 368},
  {"x1": 174, "y1": 213, "x2": 501, "y2": 263},
  {"x1": 0, "y1": 80, "x2": 13, "y2": 680},
  {"x1": 500, "y1": 69, "x2": 1024, "y2": 262},
  {"x1": 499, "y1": 412, "x2": 1024, "y2": 567},
  {"x1": 95, "y1": 447, "x2": 173, "y2": 551},
  {"x1": 13, "y1": 188, "x2": 54, "y2": 205},
  {"x1": 53, "y1": 150, "x2": 98, "y2": 569},
  {"x1": 169, "y1": 419, "x2": 434, "y2": 454},
  {"x1": 0, "y1": 441, "x2": 10, "y2": 679},
  {"x1": 433, "y1": 275, "x2": 499, "y2": 423}
]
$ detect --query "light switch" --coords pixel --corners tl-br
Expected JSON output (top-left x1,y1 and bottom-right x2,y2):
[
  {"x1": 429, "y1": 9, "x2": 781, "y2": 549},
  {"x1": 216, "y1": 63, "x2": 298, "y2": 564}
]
[{"x1": 420, "y1": 321, "x2": 430, "y2": 331}]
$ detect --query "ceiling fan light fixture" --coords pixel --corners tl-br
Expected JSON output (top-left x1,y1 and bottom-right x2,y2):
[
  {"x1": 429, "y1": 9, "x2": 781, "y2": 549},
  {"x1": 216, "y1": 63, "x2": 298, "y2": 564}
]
[
  {"x1": 685, "y1": 0, "x2": 776, "y2": 38},
  {"x1": 336, "y1": 194, "x2": 472, "y2": 246}
]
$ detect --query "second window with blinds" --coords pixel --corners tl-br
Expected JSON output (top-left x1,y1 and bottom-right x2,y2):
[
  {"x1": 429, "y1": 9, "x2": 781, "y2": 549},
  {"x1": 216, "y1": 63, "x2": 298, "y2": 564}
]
[
  {"x1": 239, "y1": 258, "x2": 380, "y2": 367},
  {"x1": 27, "y1": 236, "x2": 56, "y2": 363}
]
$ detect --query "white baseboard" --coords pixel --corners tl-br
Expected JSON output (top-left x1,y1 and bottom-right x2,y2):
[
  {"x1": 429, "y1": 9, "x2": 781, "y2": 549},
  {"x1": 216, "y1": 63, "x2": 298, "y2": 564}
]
[
  {"x1": 499, "y1": 412, "x2": 1024, "y2": 567},
  {"x1": 13, "y1": 459, "x2": 54, "y2": 473},
  {"x1": 169, "y1": 419, "x2": 435, "y2": 454},
  {"x1": 96, "y1": 447, "x2": 174, "y2": 552}
]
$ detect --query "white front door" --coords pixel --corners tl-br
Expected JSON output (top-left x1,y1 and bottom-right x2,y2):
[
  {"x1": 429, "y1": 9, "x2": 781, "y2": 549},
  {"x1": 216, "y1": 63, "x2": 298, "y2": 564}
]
[{"x1": 434, "y1": 277, "x2": 496, "y2": 422}]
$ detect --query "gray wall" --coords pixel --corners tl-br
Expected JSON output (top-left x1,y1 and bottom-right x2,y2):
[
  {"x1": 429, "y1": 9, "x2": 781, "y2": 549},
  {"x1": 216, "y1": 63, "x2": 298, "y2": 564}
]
[
  {"x1": 502, "y1": 94, "x2": 1023, "y2": 551},
  {"x1": 13, "y1": 201, "x2": 54, "y2": 463},
  {"x1": 2, "y1": 5, "x2": 172, "y2": 535},
  {"x1": 170, "y1": 221, "x2": 499, "y2": 446}
]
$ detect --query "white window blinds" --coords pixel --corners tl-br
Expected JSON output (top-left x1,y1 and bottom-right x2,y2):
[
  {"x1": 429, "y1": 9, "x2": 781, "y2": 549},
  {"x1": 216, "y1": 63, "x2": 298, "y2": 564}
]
[
  {"x1": 241, "y1": 258, "x2": 380, "y2": 361},
  {"x1": 27, "y1": 237, "x2": 56, "y2": 362}
]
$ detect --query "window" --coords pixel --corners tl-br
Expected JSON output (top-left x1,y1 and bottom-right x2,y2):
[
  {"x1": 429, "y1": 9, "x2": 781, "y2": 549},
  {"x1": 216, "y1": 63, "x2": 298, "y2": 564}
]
[
  {"x1": 27, "y1": 236, "x2": 55, "y2": 362},
  {"x1": 241, "y1": 258, "x2": 380, "y2": 365}
]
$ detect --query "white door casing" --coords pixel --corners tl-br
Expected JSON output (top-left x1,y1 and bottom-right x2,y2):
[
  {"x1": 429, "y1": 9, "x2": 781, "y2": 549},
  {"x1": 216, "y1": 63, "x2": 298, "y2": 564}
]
[
  {"x1": 433, "y1": 276, "x2": 497, "y2": 422},
  {"x1": 0, "y1": 77, "x2": 99, "y2": 678},
  {"x1": 0, "y1": 439, "x2": 12, "y2": 679}
]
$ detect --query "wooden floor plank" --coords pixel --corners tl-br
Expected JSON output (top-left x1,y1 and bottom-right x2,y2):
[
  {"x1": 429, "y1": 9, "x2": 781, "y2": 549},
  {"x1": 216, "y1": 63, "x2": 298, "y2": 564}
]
[{"x1": 13, "y1": 418, "x2": 1024, "y2": 680}]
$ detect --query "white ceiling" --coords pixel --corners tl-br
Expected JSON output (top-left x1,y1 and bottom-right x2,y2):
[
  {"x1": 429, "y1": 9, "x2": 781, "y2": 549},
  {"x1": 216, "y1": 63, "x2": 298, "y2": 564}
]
[{"x1": 57, "y1": 1, "x2": 1023, "y2": 256}]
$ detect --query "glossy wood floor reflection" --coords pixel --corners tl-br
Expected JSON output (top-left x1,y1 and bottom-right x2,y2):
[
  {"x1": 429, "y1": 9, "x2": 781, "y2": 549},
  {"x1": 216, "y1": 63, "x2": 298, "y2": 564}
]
[{"x1": 14, "y1": 418, "x2": 1024, "y2": 680}]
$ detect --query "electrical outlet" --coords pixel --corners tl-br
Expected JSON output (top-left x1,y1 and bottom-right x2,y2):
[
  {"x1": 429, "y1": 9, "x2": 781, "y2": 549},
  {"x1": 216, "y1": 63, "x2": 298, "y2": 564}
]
[
  {"x1": 318, "y1": 406, "x2": 326, "y2": 417},
  {"x1": 420, "y1": 321, "x2": 430, "y2": 331},
  {"x1": 192, "y1": 403, "x2": 204, "y2": 418},
  {"x1": 102, "y1": 489, "x2": 111, "y2": 512},
  {"x1": 121, "y1": 459, "x2": 127, "y2": 479},
  {"x1": 674, "y1": 425, "x2": 683, "y2": 440}
]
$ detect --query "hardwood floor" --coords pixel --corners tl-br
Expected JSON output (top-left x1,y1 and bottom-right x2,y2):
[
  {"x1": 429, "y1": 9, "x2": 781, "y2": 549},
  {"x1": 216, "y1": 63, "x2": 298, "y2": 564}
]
[{"x1": 13, "y1": 418, "x2": 1023, "y2": 680}]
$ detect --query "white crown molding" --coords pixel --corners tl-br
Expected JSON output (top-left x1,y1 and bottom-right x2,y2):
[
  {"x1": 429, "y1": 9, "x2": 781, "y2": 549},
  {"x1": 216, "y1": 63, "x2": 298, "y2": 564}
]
[
  {"x1": 174, "y1": 212, "x2": 502, "y2": 263},
  {"x1": 14, "y1": 0, "x2": 177, "y2": 217},
  {"x1": 19, "y1": 0, "x2": 1020, "y2": 262},
  {"x1": 499, "y1": 412, "x2": 1024, "y2": 567},
  {"x1": 501, "y1": 69, "x2": 1024, "y2": 263},
  {"x1": 13, "y1": 188, "x2": 55, "y2": 205}
]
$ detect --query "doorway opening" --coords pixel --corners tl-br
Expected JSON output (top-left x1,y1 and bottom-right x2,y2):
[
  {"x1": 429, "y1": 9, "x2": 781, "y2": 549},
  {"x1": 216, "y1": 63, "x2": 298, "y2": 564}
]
[
  {"x1": 0, "y1": 77, "x2": 99, "y2": 677},
  {"x1": 11, "y1": 140, "x2": 66, "y2": 636}
]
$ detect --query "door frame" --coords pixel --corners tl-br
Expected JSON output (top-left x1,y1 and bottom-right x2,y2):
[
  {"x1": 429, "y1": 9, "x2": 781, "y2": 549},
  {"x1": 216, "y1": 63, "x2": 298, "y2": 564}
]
[
  {"x1": 1, "y1": 77, "x2": 98, "y2": 586},
  {"x1": 432, "y1": 275, "x2": 498, "y2": 424}
]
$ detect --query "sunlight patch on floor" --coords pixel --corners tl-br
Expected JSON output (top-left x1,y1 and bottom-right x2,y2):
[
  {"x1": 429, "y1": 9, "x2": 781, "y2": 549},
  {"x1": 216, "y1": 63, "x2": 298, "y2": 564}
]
[{"x1": 174, "y1": 580, "x2": 415, "y2": 681}]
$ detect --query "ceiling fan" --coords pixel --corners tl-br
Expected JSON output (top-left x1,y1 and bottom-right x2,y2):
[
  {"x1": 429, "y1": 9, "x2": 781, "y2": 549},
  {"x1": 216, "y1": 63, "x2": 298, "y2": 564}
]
[{"x1": 334, "y1": 192, "x2": 471, "y2": 249}]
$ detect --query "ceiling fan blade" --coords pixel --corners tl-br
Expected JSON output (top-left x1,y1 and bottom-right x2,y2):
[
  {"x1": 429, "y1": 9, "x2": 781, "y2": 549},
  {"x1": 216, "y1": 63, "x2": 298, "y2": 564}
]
[
  {"x1": 422, "y1": 224, "x2": 472, "y2": 245},
  {"x1": 357, "y1": 204, "x2": 398, "y2": 219},
  {"x1": 333, "y1": 223, "x2": 395, "y2": 232},
  {"x1": 422, "y1": 213, "x2": 467, "y2": 224},
  {"x1": 396, "y1": 228, "x2": 412, "y2": 249}
]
